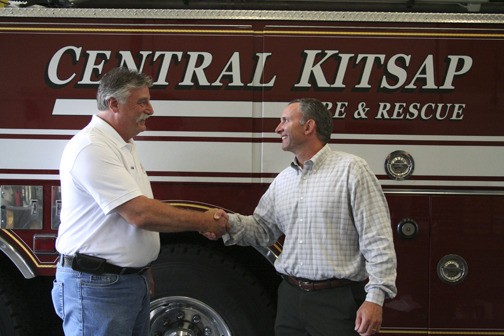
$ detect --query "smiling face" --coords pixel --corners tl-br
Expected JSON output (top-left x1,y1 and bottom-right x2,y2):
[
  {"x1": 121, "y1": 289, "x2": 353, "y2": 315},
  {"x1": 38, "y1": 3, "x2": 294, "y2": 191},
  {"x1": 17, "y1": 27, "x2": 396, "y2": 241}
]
[
  {"x1": 275, "y1": 102, "x2": 307, "y2": 155},
  {"x1": 114, "y1": 86, "x2": 154, "y2": 141}
]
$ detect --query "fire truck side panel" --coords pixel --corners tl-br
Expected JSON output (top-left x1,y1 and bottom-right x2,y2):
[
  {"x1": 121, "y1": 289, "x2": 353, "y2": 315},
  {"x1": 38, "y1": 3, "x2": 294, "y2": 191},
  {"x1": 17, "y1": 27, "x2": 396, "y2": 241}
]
[
  {"x1": 1, "y1": 7, "x2": 504, "y2": 336},
  {"x1": 383, "y1": 194, "x2": 430, "y2": 330},
  {"x1": 429, "y1": 195, "x2": 504, "y2": 329}
]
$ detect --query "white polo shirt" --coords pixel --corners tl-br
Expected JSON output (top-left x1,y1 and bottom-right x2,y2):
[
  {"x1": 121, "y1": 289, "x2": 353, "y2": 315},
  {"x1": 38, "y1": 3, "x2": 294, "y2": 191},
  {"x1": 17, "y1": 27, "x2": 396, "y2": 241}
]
[{"x1": 56, "y1": 115, "x2": 160, "y2": 267}]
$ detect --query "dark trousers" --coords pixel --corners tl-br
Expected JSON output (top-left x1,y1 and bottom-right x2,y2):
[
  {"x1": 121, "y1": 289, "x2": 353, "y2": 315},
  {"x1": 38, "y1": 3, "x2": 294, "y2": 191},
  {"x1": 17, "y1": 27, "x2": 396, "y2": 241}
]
[{"x1": 275, "y1": 279, "x2": 366, "y2": 336}]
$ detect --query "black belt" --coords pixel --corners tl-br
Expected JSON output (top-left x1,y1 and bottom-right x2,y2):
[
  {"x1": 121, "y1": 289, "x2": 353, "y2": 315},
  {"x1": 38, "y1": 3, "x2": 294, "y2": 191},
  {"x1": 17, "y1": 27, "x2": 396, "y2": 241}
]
[
  {"x1": 282, "y1": 274, "x2": 362, "y2": 291},
  {"x1": 59, "y1": 254, "x2": 150, "y2": 275}
]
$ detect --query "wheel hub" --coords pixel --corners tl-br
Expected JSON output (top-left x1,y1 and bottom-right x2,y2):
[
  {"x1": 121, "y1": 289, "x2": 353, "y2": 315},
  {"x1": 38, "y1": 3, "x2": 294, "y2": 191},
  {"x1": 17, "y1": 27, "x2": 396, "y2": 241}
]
[{"x1": 150, "y1": 296, "x2": 231, "y2": 336}]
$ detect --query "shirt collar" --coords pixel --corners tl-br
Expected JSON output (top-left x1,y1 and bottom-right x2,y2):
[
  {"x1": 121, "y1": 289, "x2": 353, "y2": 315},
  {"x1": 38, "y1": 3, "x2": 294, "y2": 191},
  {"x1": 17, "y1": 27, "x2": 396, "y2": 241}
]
[
  {"x1": 90, "y1": 115, "x2": 133, "y2": 149},
  {"x1": 290, "y1": 144, "x2": 331, "y2": 173}
]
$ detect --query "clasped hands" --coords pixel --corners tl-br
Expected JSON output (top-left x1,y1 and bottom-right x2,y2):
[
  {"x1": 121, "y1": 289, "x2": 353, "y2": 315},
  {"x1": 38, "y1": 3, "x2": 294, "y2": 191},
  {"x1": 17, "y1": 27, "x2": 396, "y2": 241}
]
[{"x1": 201, "y1": 208, "x2": 230, "y2": 240}]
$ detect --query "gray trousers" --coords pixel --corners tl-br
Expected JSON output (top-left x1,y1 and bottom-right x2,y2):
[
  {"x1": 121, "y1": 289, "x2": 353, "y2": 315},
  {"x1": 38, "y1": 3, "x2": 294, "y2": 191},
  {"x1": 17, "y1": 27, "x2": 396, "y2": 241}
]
[{"x1": 275, "y1": 279, "x2": 366, "y2": 336}]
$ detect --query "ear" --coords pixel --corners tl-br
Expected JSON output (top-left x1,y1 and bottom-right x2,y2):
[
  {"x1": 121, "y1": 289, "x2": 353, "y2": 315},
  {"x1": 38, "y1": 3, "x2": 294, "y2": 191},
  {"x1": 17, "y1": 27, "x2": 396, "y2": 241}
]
[
  {"x1": 304, "y1": 119, "x2": 316, "y2": 135},
  {"x1": 108, "y1": 97, "x2": 120, "y2": 113}
]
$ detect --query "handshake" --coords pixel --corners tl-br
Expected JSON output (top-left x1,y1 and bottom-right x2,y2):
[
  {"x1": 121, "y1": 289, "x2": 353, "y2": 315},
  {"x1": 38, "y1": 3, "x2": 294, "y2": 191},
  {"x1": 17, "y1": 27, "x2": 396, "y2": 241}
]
[{"x1": 201, "y1": 208, "x2": 230, "y2": 240}]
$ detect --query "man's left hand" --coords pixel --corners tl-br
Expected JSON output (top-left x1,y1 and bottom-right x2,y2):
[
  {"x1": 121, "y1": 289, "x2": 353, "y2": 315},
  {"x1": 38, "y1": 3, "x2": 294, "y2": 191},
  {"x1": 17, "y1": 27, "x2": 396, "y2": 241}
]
[{"x1": 354, "y1": 301, "x2": 382, "y2": 336}]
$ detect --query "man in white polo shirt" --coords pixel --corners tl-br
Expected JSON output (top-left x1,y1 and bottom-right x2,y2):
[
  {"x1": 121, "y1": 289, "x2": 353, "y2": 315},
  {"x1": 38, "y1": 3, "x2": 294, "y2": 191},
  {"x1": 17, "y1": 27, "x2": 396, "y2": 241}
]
[{"x1": 52, "y1": 67, "x2": 228, "y2": 336}]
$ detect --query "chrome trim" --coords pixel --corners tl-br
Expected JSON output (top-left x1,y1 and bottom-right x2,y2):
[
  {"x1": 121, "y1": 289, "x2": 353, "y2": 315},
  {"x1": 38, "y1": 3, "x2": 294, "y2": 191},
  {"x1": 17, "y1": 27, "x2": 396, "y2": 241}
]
[
  {"x1": 384, "y1": 150, "x2": 415, "y2": 181},
  {"x1": 0, "y1": 232, "x2": 36, "y2": 278},
  {"x1": 253, "y1": 246, "x2": 279, "y2": 265},
  {"x1": 1, "y1": 7, "x2": 504, "y2": 24},
  {"x1": 437, "y1": 254, "x2": 469, "y2": 284},
  {"x1": 384, "y1": 188, "x2": 504, "y2": 196}
]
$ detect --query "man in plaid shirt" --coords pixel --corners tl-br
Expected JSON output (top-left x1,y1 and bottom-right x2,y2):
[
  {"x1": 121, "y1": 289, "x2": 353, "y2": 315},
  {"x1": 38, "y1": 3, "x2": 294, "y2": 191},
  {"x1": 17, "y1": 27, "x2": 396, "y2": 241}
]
[{"x1": 223, "y1": 98, "x2": 397, "y2": 336}]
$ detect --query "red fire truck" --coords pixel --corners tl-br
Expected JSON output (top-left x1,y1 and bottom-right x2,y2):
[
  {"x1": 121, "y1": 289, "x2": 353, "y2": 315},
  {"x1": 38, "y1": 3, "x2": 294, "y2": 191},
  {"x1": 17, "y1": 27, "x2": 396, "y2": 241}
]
[{"x1": 1, "y1": 1, "x2": 503, "y2": 335}]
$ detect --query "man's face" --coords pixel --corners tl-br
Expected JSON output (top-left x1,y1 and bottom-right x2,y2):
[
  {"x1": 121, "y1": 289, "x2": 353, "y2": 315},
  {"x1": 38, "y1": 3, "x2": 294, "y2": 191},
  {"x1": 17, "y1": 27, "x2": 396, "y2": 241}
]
[
  {"x1": 275, "y1": 102, "x2": 306, "y2": 153},
  {"x1": 116, "y1": 86, "x2": 153, "y2": 140}
]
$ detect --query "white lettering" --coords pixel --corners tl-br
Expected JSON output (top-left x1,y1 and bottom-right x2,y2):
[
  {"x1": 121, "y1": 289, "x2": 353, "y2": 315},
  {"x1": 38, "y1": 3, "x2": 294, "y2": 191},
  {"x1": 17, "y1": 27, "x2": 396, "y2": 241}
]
[
  {"x1": 77, "y1": 50, "x2": 111, "y2": 85},
  {"x1": 247, "y1": 52, "x2": 276, "y2": 87},
  {"x1": 179, "y1": 52, "x2": 212, "y2": 86},
  {"x1": 47, "y1": 46, "x2": 82, "y2": 86},
  {"x1": 376, "y1": 102, "x2": 465, "y2": 120},
  {"x1": 152, "y1": 52, "x2": 183, "y2": 86},
  {"x1": 405, "y1": 55, "x2": 437, "y2": 90},
  {"x1": 294, "y1": 50, "x2": 339, "y2": 88},
  {"x1": 212, "y1": 52, "x2": 243, "y2": 87},
  {"x1": 331, "y1": 54, "x2": 353, "y2": 88},
  {"x1": 440, "y1": 56, "x2": 473, "y2": 89},
  {"x1": 333, "y1": 102, "x2": 348, "y2": 118},
  {"x1": 119, "y1": 51, "x2": 152, "y2": 72},
  {"x1": 355, "y1": 54, "x2": 385, "y2": 89},
  {"x1": 380, "y1": 54, "x2": 410, "y2": 90}
]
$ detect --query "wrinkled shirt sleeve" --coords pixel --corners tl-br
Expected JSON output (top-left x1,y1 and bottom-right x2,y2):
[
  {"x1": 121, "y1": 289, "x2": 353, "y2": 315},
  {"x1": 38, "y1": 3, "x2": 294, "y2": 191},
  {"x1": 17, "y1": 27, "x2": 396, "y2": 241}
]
[
  {"x1": 350, "y1": 159, "x2": 397, "y2": 304},
  {"x1": 224, "y1": 181, "x2": 283, "y2": 247}
]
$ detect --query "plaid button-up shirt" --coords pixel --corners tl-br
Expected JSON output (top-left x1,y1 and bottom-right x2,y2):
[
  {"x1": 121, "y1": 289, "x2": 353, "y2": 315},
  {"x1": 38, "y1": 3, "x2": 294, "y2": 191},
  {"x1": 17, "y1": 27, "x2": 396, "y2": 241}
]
[{"x1": 225, "y1": 144, "x2": 397, "y2": 305}]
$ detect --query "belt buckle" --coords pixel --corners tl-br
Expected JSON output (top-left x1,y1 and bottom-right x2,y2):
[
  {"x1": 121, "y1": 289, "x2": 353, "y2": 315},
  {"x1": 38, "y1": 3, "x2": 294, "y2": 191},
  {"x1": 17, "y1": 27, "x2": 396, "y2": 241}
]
[{"x1": 298, "y1": 280, "x2": 314, "y2": 291}]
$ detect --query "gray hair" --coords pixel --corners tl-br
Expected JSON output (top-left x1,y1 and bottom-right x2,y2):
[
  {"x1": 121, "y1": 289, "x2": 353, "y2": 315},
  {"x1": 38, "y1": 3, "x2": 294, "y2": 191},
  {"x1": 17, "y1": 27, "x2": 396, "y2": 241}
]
[
  {"x1": 289, "y1": 98, "x2": 333, "y2": 143},
  {"x1": 96, "y1": 67, "x2": 153, "y2": 111}
]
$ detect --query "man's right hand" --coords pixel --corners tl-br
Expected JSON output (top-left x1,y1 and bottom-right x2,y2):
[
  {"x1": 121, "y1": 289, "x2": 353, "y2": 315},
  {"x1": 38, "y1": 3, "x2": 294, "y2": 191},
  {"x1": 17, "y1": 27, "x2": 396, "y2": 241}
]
[{"x1": 201, "y1": 209, "x2": 229, "y2": 240}]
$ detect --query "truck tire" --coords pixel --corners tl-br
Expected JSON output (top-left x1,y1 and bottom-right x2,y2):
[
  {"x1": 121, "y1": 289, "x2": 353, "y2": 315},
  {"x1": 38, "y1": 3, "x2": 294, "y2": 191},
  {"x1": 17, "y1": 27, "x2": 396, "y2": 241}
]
[
  {"x1": 150, "y1": 243, "x2": 276, "y2": 336},
  {"x1": 0, "y1": 271, "x2": 31, "y2": 336}
]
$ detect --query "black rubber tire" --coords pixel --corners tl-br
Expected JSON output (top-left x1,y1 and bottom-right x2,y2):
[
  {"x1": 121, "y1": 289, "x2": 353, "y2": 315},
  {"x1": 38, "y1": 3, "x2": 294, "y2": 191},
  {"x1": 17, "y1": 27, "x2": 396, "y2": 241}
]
[
  {"x1": 151, "y1": 243, "x2": 276, "y2": 336},
  {"x1": 0, "y1": 271, "x2": 32, "y2": 336}
]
